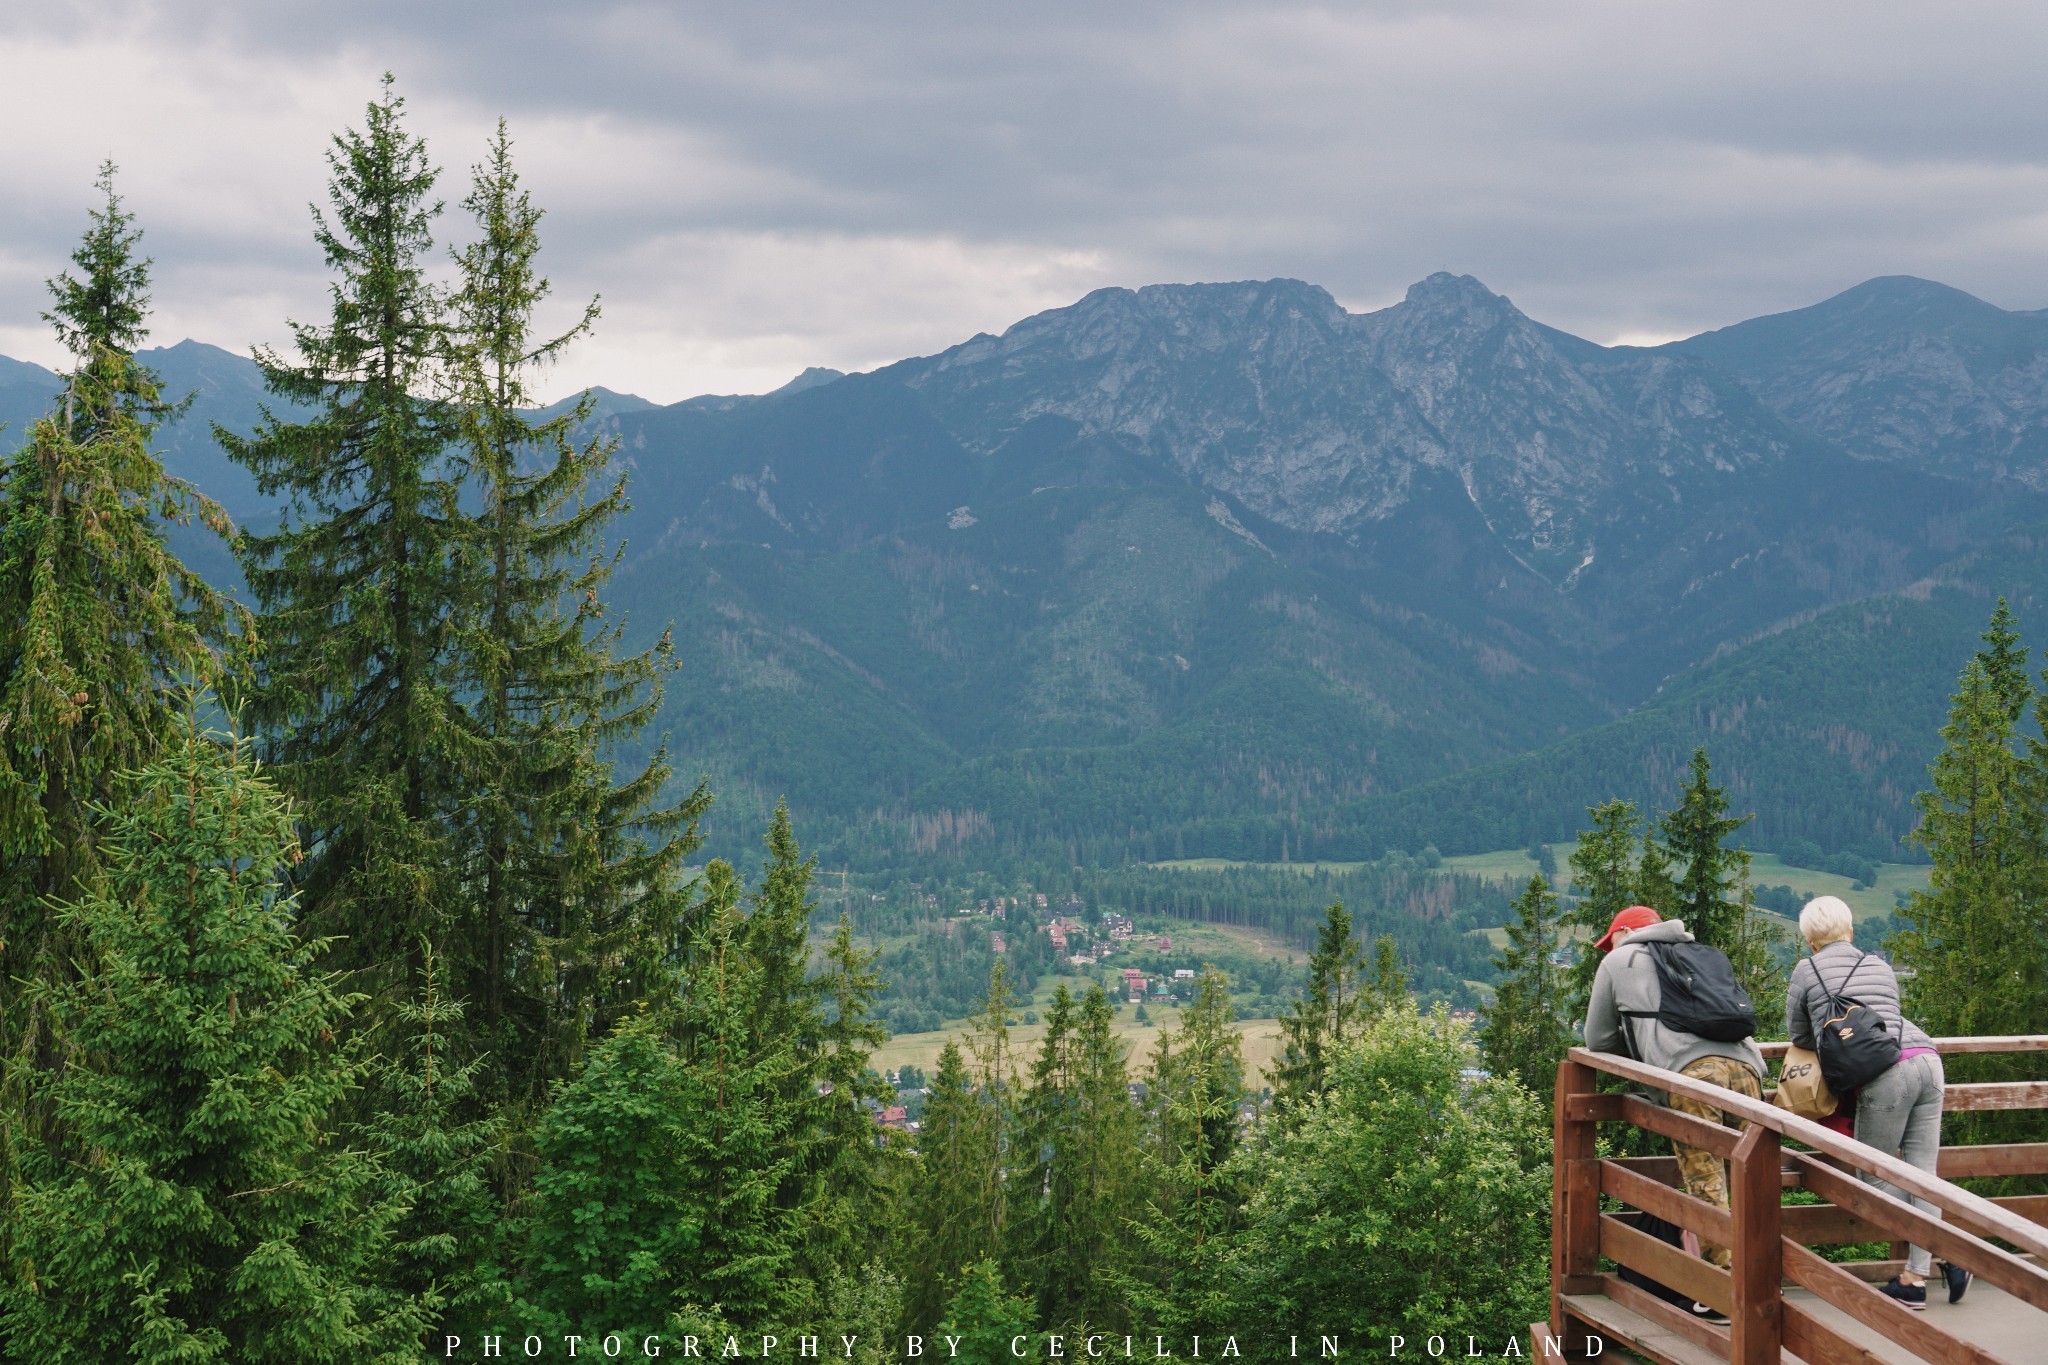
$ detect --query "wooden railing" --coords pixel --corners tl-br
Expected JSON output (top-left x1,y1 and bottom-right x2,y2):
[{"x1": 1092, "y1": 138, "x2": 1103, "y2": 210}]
[{"x1": 1542, "y1": 1037, "x2": 2048, "y2": 1364}]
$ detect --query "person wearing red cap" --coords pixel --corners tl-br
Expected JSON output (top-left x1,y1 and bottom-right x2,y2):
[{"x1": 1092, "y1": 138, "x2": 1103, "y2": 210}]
[{"x1": 1584, "y1": 906, "x2": 1765, "y2": 1318}]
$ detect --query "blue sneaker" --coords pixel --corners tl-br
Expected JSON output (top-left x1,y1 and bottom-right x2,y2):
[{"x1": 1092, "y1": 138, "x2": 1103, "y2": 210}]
[
  {"x1": 1878, "y1": 1277, "x2": 1927, "y2": 1311},
  {"x1": 1941, "y1": 1261, "x2": 1972, "y2": 1304}
]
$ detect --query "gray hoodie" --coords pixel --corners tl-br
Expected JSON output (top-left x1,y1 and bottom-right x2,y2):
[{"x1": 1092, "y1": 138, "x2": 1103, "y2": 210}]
[{"x1": 1584, "y1": 918, "x2": 1766, "y2": 1080}]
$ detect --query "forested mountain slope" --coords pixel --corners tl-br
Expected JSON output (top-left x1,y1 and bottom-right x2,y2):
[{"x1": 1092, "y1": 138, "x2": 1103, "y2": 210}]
[{"x1": 3, "y1": 272, "x2": 2044, "y2": 866}]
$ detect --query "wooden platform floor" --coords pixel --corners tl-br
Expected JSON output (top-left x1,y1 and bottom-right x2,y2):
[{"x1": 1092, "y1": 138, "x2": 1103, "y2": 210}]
[{"x1": 1564, "y1": 1275, "x2": 2041, "y2": 1364}]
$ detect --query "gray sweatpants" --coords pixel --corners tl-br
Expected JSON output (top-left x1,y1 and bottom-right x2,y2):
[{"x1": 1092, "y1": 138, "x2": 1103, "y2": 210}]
[{"x1": 1854, "y1": 1051, "x2": 1945, "y2": 1277}]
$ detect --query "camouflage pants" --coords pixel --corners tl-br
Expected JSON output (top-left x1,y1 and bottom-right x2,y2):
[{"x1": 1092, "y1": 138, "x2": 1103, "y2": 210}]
[{"x1": 1670, "y1": 1055, "x2": 1764, "y2": 1270}]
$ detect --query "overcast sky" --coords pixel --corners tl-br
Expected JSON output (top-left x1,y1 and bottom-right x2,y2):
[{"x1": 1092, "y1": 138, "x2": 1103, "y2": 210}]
[{"x1": 4, "y1": 2, "x2": 2047, "y2": 403}]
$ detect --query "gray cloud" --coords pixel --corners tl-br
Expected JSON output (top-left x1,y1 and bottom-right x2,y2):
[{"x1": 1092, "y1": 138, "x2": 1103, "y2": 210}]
[{"x1": 5, "y1": 2, "x2": 2048, "y2": 400}]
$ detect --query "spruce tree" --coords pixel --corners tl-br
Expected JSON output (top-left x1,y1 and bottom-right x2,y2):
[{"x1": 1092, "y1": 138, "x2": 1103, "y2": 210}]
[
  {"x1": 1900, "y1": 653, "x2": 2039, "y2": 1038},
  {"x1": 1564, "y1": 800, "x2": 1643, "y2": 1015},
  {"x1": 905, "y1": 1041, "x2": 999, "y2": 1329},
  {"x1": 1362, "y1": 935, "x2": 1411, "y2": 1015},
  {"x1": 1480, "y1": 875, "x2": 1572, "y2": 1104},
  {"x1": 442, "y1": 122, "x2": 704, "y2": 1100},
  {"x1": 1657, "y1": 748, "x2": 1750, "y2": 950},
  {"x1": 218, "y1": 78, "x2": 465, "y2": 1014},
  {"x1": 0, "y1": 714, "x2": 425, "y2": 1361},
  {"x1": 668, "y1": 861, "x2": 801, "y2": 1327},
  {"x1": 1052, "y1": 985, "x2": 1139, "y2": 1328},
  {"x1": 0, "y1": 166, "x2": 234, "y2": 1041},
  {"x1": 936, "y1": 1260, "x2": 1034, "y2": 1365},
  {"x1": 1008, "y1": 985, "x2": 1077, "y2": 1312},
  {"x1": 1272, "y1": 900, "x2": 1363, "y2": 1110},
  {"x1": 360, "y1": 946, "x2": 510, "y2": 1341},
  {"x1": 1127, "y1": 968, "x2": 1245, "y2": 1336}
]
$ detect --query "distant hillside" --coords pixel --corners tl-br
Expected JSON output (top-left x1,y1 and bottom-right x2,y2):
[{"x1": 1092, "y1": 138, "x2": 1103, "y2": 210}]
[{"x1": 6, "y1": 274, "x2": 2047, "y2": 869}]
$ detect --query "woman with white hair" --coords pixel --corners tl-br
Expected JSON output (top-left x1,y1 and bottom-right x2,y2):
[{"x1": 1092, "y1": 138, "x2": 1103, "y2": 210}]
[{"x1": 1785, "y1": 894, "x2": 1965, "y2": 1309}]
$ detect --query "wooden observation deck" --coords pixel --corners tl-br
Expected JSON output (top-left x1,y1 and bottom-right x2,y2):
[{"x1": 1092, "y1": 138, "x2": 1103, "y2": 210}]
[{"x1": 1539, "y1": 1037, "x2": 2048, "y2": 1363}]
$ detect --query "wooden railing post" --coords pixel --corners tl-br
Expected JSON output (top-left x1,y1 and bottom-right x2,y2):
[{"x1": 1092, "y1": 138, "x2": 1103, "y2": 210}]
[
  {"x1": 1552, "y1": 1056, "x2": 1601, "y2": 1350},
  {"x1": 1729, "y1": 1123, "x2": 1782, "y2": 1365}
]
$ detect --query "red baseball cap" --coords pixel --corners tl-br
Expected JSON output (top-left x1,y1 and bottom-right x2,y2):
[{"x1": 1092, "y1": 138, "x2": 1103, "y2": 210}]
[{"x1": 1595, "y1": 905, "x2": 1661, "y2": 953}]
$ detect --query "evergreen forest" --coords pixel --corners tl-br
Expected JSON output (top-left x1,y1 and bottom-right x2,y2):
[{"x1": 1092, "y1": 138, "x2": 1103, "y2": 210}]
[{"x1": 1, "y1": 81, "x2": 2044, "y2": 1364}]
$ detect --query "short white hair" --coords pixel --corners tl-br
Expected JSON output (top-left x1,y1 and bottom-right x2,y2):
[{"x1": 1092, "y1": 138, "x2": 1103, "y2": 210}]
[{"x1": 1800, "y1": 895, "x2": 1855, "y2": 948}]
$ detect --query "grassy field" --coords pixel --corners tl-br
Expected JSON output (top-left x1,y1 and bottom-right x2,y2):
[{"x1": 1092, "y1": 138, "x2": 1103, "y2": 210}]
[
  {"x1": 873, "y1": 1009, "x2": 1290, "y2": 1089},
  {"x1": 867, "y1": 917, "x2": 1302, "y2": 1090},
  {"x1": 1158, "y1": 843, "x2": 1925, "y2": 923}
]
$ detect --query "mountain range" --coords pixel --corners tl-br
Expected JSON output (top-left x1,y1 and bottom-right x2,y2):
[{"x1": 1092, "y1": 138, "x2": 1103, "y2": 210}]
[{"x1": 4, "y1": 272, "x2": 2043, "y2": 869}]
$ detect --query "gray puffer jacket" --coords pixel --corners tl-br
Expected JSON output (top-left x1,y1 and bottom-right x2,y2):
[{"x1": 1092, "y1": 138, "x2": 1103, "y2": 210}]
[
  {"x1": 1787, "y1": 940, "x2": 1933, "y2": 1053},
  {"x1": 1584, "y1": 918, "x2": 1766, "y2": 1080}
]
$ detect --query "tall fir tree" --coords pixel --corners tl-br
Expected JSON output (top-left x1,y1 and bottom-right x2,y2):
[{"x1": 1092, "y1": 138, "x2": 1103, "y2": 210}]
[
  {"x1": 905, "y1": 1040, "x2": 1000, "y2": 1329},
  {"x1": 0, "y1": 166, "x2": 234, "y2": 1048},
  {"x1": 1362, "y1": 934, "x2": 1411, "y2": 1015},
  {"x1": 218, "y1": 78, "x2": 466, "y2": 1015},
  {"x1": 1056, "y1": 985, "x2": 1140, "y2": 1329},
  {"x1": 1898, "y1": 608, "x2": 2048, "y2": 1146},
  {"x1": 442, "y1": 122, "x2": 704, "y2": 1101},
  {"x1": 1900, "y1": 653, "x2": 2040, "y2": 1039},
  {"x1": 1564, "y1": 800, "x2": 1644, "y2": 1022},
  {"x1": 1656, "y1": 748, "x2": 1750, "y2": 951},
  {"x1": 1480, "y1": 875, "x2": 1573, "y2": 1104},
  {"x1": 0, "y1": 714, "x2": 425, "y2": 1361},
  {"x1": 1127, "y1": 967, "x2": 1246, "y2": 1336},
  {"x1": 935, "y1": 1260, "x2": 1034, "y2": 1365},
  {"x1": 1272, "y1": 900, "x2": 1364, "y2": 1110},
  {"x1": 360, "y1": 945, "x2": 510, "y2": 1344}
]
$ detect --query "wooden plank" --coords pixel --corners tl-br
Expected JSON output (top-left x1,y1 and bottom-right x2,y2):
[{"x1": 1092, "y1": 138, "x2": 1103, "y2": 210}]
[
  {"x1": 1612, "y1": 1153, "x2": 1800, "y2": 1189},
  {"x1": 1574, "y1": 1282, "x2": 1730, "y2": 1365},
  {"x1": 1778, "y1": 1302, "x2": 1890, "y2": 1365},
  {"x1": 1618, "y1": 1093, "x2": 1741, "y2": 1159},
  {"x1": 1564, "y1": 1091, "x2": 1624, "y2": 1123},
  {"x1": 1994, "y1": 1193, "x2": 2048, "y2": 1224},
  {"x1": 1600, "y1": 1213, "x2": 1732, "y2": 1313},
  {"x1": 1600, "y1": 1158, "x2": 1734, "y2": 1246},
  {"x1": 1727, "y1": 1125, "x2": 1780, "y2": 1365},
  {"x1": 1781, "y1": 1238, "x2": 2007, "y2": 1365},
  {"x1": 1553, "y1": 1056, "x2": 1603, "y2": 1343},
  {"x1": 1571, "y1": 1046, "x2": 2048, "y2": 1260},
  {"x1": 1780, "y1": 1201, "x2": 1887, "y2": 1245},
  {"x1": 1792, "y1": 1153, "x2": 2048, "y2": 1313},
  {"x1": 1945, "y1": 1081, "x2": 2048, "y2": 1112},
  {"x1": 1598, "y1": 1277, "x2": 1732, "y2": 1360},
  {"x1": 1757, "y1": 1035, "x2": 2048, "y2": 1059},
  {"x1": 1939, "y1": 1142, "x2": 2048, "y2": 1178}
]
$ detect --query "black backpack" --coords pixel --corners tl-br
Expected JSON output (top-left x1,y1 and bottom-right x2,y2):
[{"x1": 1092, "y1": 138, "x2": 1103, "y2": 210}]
[
  {"x1": 1623, "y1": 940, "x2": 1757, "y2": 1043},
  {"x1": 1816, "y1": 951, "x2": 1901, "y2": 1093}
]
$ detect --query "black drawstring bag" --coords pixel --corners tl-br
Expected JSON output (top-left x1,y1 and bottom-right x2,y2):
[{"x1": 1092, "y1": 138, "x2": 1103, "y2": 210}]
[{"x1": 1817, "y1": 951, "x2": 1901, "y2": 1093}]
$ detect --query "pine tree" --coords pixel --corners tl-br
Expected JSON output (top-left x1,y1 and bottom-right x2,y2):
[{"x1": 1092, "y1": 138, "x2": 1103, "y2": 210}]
[
  {"x1": 806, "y1": 913, "x2": 897, "y2": 1284},
  {"x1": 1362, "y1": 935, "x2": 1411, "y2": 1015},
  {"x1": 964, "y1": 959, "x2": 1018, "y2": 1260},
  {"x1": 936, "y1": 1260, "x2": 1034, "y2": 1365},
  {"x1": 1657, "y1": 748, "x2": 1750, "y2": 951},
  {"x1": 1980, "y1": 596, "x2": 2030, "y2": 724},
  {"x1": 0, "y1": 166, "x2": 234, "y2": 1042},
  {"x1": 522, "y1": 1014, "x2": 702, "y2": 1338},
  {"x1": 1272, "y1": 900, "x2": 1364, "y2": 1110},
  {"x1": 1127, "y1": 967, "x2": 1245, "y2": 1335},
  {"x1": 1008, "y1": 985, "x2": 1076, "y2": 1310},
  {"x1": 1564, "y1": 800, "x2": 1644, "y2": 1021},
  {"x1": 442, "y1": 121, "x2": 704, "y2": 1101},
  {"x1": 906, "y1": 1040, "x2": 999, "y2": 1328},
  {"x1": 218, "y1": 78, "x2": 465, "y2": 1016},
  {"x1": 668, "y1": 861, "x2": 801, "y2": 1327},
  {"x1": 1480, "y1": 875, "x2": 1572, "y2": 1104},
  {"x1": 1054, "y1": 985, "x2": 1139, "y2": 1329},
  {"x1": 0, "y1": 714, "x2": 426, "y2": 1361},
  {"x1": 1900, "y1": 654, "x2": 2039, "y2": 1038},
  {"x1": 360, "y1": 945, "x2": 510, "y2": 1342}
]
